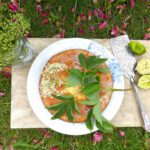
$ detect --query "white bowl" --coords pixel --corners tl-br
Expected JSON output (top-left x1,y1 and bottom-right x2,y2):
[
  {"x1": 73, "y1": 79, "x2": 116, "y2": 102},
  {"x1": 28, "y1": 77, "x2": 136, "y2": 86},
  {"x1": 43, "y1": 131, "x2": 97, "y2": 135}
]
[{"x1": 27, "y1": 38, "x2": 124, "y2": 135}]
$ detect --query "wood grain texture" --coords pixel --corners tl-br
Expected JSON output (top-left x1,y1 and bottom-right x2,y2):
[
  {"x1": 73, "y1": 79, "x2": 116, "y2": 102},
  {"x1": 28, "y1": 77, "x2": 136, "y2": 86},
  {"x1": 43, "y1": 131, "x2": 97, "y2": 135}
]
[{"x1": 11, "y1": 38, "x2": 150, "y2": 128}]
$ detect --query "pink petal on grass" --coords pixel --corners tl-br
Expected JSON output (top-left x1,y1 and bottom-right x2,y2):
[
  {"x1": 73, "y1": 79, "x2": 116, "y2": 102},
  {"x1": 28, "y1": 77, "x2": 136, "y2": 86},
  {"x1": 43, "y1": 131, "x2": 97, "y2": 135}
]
[
  {"x1": 36, "y1": 4, "x2": 42, "y2": 13},
  {"x1": 51, "y1": 146, "x2": 58, "y2": 150},
  {"x1": 90, "y1": 26, "x2": 95, "y2": 32},
  {"x1": 88, "y1": 10, "x2": 92, "y2": 21},
  {"x1": 144, "y1": 33, "x2": 150, "y2": 40},
  {"x1": 78, "y1": 28, "x2": 85, "y2": 34},
  {"x1": 0, "y1": 92, "x2": 5, "y2": 97},
  {"x1": 0, "y1": 144, "x2": 2, "y2": 150},
  {"x1": 119, "y1": 130, "x2": 125, "y2": 137},
  {"x1": 80, "y1": 13, "x2": 87, "y2": 21},
  {"x1": 1, "y1": 67, "x2": 11, "y2": 78},
  {"x1": 130, "y1": 0, "x2": 135, "y2": 8},
  {"x1": 40, "y1": 18, "x2": 49, "y2": 25},
  {"x1": 71, "y1": 7, "x2": 76, "y2": 13},
  {"x1": 41, "y1": 11, "x2": 48, "y2": 17},
  {"x1": 7, "y1": 2, "x2": 18, "y2": 12},
  {"x1": 111, "y1": 26, "x2": 119, "y2": 36},
  {"x1": 33, "y1": 138, "x2": 39, "y2": 144},
  {"x1": 92, "y1": 132, "x2": 103, "y2": 144},
  {"x1": 98, "y1": 21, "x2": 107, "y2": 29},
  {"x1": 60, "y1": 30, "x2": 65, "y2": 38}
]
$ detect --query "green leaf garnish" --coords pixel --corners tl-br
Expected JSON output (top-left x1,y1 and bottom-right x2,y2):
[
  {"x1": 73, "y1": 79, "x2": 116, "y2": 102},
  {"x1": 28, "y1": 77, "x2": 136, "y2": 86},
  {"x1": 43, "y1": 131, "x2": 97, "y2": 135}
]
[
  {"x1": 47, "y1": 53, "x2": 114, "y2": 133},
  {"x1": 82, "y1": 82, "x2": 100, "y2": 95},
  {"x1": 99, "y1": 67, "x2": 109, "y2": 74},
  {"x1": 86, "y1": 109, "x2": 94, "y2": 130},
  {"x1": 78, "y1": 53, "x2": 87, "y2": 69},
  {"x1": 93, "y1": 103, "x2": 102, "y2": 125}
]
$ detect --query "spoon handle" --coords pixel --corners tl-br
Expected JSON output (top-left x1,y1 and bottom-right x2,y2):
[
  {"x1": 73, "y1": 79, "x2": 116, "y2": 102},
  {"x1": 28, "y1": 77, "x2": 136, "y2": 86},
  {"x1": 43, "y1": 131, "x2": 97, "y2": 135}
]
[{"x1": 130, "y1": 76, "x2": 150, "y2": 132}]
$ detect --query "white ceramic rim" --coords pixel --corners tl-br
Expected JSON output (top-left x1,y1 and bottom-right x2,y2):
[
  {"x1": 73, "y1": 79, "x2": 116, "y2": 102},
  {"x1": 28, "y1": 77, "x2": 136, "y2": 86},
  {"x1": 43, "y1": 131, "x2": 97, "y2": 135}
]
[{"x1": 27, "y1": 38, "x2": 124, "y2": 136}]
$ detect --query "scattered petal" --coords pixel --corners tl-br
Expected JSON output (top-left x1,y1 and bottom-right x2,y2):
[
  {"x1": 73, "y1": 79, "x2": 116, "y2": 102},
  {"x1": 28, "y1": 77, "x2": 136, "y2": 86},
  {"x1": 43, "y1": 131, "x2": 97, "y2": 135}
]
[
  {"x1": 78, "y1": 28, "x2": 85, "y2": 34},
  {"x1": 62, "y1": 15, "x2": 67, "y2": 21},
  {"x1": 80, "y1": 13, "x2": 87, "y2": 21},
  {"x1": 33, "y1": 138, "x2": 39, "y2": 144},
  {"x1": 36, "y1": 4, "x2": 42, "y2": 13},
  {"x1": 40, "y1": 18, "x2": 49, "y2": 25},
  {"x1": 98, "y1": 21, "x2": 107, "y2": 29},
  {"x1": 41, "y1": 11, "x2": 48, "y2": 18},
  {"x1": 7, "y1": 2, "x2": 18, "y2": 12},
  {"x1": 92, "y1": 0, "x2": 99, "y2": 5},
  {"x1": 117, "y1": 4, "x2": 126, "y2": 14},
  {"x1": 51, "y1": 146, "x2": 58, "y2": 150},
  {"x1": 92, "y1": 132, "x2": 103, "y2": 144},
  {"x1": 0, "y1": 92, "x2": 5, "y2": 97},
  {"x1": 90, "y1": 26, "x2": 95, "y2": 32},
  {"x1": 147, "y1": 28, "x2": 150, "y2": 32},
  {"x1": 121, "y1": 29, "x2": 127, "y2": 35},
  {"x1": 41, "y1": 129, "x2": 51, "y2": 138},
  {"x1": 144, "y1": 33, "x2": 150, "y2": 40},
  {"x1": 88, "y1": 10, "x2": 92, "y2": 21},
  {"x1": 1, "y1": 66, "x2": 11, "y2": 78},
  {"x1": 60, "y1": 30, "x2": 65, "y2": 38},
  {"x1": 111, "y1": 26, "x2": 119, "y2": 36},
  {"x1": 0, "y1": 144, "x2": 2, "y2": 150},
  {"x1": 93, "y1": 9, "x2": 98, "y2": 17},
  {"x1": 130, "y1": 0, "x2": 135, "y2": 8},
  {"x1": 71, "y1": 7, "x2": 76, "y2": 13},
  {"x1": 119, "y1": 130, "x2": 125, "y2": 137},
  {"x1": 53, "y1": 34, "x2": 61, "y2": 38}
]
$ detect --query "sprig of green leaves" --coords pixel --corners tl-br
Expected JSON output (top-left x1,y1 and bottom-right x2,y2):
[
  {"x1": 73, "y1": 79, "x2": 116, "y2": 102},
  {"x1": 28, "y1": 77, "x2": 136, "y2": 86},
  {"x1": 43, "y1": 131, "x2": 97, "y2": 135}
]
[{"x1": 46, "y1": 95, "x2": 80, "y2": 122}]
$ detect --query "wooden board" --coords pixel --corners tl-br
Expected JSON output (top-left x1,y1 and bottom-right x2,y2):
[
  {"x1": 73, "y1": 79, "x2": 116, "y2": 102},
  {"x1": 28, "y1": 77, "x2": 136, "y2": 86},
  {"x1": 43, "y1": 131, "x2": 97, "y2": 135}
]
[{"x1": 11, "y1": 38, "x2": 150, "y2": 128}]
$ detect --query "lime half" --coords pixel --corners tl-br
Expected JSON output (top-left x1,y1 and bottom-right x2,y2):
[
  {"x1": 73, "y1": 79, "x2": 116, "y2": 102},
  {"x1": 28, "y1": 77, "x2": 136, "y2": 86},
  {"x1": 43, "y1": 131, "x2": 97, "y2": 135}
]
[{"x1": 138, "y1": 75, "x2": 150, "y2": 89}]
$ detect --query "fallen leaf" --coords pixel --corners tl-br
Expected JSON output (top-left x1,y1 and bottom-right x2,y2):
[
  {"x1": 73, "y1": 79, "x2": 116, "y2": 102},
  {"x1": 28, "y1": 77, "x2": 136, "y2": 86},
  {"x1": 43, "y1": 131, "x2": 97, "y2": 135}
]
[
  {"x1": 98, "y1": 21, "x2": 107, "y2": 29},
  {"x1": 130, "y1": 0, "x2": 135, "y2": 8}
]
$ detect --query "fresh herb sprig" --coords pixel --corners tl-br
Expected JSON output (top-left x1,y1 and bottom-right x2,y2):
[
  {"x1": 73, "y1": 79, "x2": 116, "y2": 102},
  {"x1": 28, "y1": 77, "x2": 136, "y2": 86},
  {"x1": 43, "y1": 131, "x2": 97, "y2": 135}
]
[
  {"x1": 46, "y1": 53, "x2": 114, "y2": 133},
  {"x1": 46, "y1": 95, "x2": 80, "y2": 122}
]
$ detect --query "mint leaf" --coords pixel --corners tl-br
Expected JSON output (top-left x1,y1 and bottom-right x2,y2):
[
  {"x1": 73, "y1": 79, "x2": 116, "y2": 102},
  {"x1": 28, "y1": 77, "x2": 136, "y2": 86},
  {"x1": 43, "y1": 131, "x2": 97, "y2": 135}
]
[
  {"x1": 78, "y1": 53, "x2": 87, "y2": 69},
  {"x1": 80, "y1": 99, "x2": 98, "y2": 105},
  {"x1": 99, "y1": 67, "x2": 109, "y2": 74},
  {"x1": 87, "y1": 56, "x2": 97, "y2": 64},
  {"x1": 96, "y1": 117, "x2": 114, "y2": 133},
  {"x1": 51, "y1": 106, "x2": 66, "y2": 120},
  {"x1": 88, "y1": 58, "x2": 107, "y2": 69},
  {"x1": 85, "y1": 68, "x2": 99, "y2": 78},
  {"x1": 66, "y1": 73, "x2": 81, "y2": 87},
  {"x1": 83, "y1": 76, "x2": 97, "y2": 86},
  {"x1": 93, "y1": 103, "x2": 102, "y2": 125},
  {"x1": 87, "y1": 91, "x2": 100, "y2": 101},
  {"x1": 66, "y1": 105, "x2": 74, "y2": 122},
  {"x1": 46, "y1": 103, "x2": 66, "y2": 110},
  {"x1": 82, "y1": 82, "x2": 100, "y2": 95},
  {"x1": 86, "y1": 109, "x2": 94, "y2": 130},
  {"x1": 52, "y1": 95, "x2": 74, "y2": 101},
  {"x1": 71, "y1": 99, "x2": 80, "y2": 114},
  {"x1": 68, "y1": 69, "x2": 83, "y2": 78}
]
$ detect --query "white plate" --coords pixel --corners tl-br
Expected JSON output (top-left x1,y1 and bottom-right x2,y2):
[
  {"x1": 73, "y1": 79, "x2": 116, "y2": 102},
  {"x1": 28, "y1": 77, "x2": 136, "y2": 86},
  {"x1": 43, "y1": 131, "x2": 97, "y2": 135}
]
[{"x1": 27, "y1": 38, "x2": 124, "y2": 135}]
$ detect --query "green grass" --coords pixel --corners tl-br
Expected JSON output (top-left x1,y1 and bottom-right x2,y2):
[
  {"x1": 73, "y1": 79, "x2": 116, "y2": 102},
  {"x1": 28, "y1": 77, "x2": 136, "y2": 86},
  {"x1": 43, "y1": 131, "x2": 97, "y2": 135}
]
[{"x1": 0, "y1": 0, "x2": 150, "y2": 149}]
